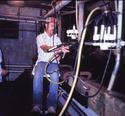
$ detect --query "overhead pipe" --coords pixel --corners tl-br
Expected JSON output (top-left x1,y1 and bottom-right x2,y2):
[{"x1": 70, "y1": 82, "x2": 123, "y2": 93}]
[
  {"x1": 0, "y1": 15, "x2": 45, "y2": 23},
  {"x1": 61, "y1": 10, "x2": 75, "y2": 16},
  {"x1": 44, "y1": 0, "x2": 72, "y2": 18}
]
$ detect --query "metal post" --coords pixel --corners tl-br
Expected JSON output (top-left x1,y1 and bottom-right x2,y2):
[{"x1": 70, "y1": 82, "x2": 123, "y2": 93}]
[
  {"x1": 78, "y1": 1, "x2": 84, "y2": 40},
  {"x1": 107, "y1": 0, "x2": 123, "y2": 91},
  {"x1": 57, "y1": 11, "x2": 62, "y2": 38}
]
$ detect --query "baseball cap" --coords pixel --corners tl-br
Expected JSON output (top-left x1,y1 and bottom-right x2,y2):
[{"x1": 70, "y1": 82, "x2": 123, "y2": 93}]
[{"x1": 45, "y1": 17, "x2": 56, "y2": 23}]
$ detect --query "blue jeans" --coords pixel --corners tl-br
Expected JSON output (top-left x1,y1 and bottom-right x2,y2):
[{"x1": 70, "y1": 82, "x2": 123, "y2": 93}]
[{"x1": 33, "y1": 61, "x2": 59, "y2": 109}]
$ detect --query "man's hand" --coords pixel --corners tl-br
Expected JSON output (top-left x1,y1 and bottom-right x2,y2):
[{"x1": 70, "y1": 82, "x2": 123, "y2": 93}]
[
  {"x1": 60, "y1": 45, "x2": 70, "y2": 53},
  {"x1": 41, "y1": 44, "x2": 70, "y2": 54}
]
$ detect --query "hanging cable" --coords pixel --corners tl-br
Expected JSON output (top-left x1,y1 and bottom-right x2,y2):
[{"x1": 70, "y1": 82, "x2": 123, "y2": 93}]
[
  {"x1": 84, "y1": 50, "x2": 112, "y2": 98},
  {"x1": 66, "y1": 1, "x2": 115, "y2": 98},
  {"x1": 66, "y1": 49, "x2": 112, "y2": 98},
  {"x1": 59, "y1": 7, "x2": 102, "y2": 116}
]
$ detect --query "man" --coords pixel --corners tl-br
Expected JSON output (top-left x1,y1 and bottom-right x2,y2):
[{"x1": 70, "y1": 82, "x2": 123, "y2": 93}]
[
  {"x1": 32, "y1": 17, "x2": 69, "y2": 114},
  {"x1": 0, "y1": 49, "x2": 8, "y2": 82}
]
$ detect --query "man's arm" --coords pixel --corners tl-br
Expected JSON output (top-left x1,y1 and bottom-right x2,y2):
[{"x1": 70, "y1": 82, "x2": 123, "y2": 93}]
[
  {"x1": 40, "y1": 44, "x2": 54, "y2": 52},
  {"x1": 41, "y1": 44, "x2": 70, "y2": 53}
]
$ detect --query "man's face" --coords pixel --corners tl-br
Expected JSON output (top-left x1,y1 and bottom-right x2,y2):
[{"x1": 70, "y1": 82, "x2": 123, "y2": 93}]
[{"x1": 46, "y1": 22, "x2": 55, "y2": 35}]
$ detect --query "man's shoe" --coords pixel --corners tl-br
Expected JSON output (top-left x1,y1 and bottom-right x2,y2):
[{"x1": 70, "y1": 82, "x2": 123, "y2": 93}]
[
  {"x1": 31, "y1": 105, "x2": 43, "y2": 114},
  {"x1": 47, "y1": 106, "x2": 56, "y2": 114}
]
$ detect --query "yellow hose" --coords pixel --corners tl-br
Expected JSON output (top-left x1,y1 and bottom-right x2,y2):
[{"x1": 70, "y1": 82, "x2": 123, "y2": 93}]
[{"x1": 59, "y1": 7, "x2": 101, "y2": 116}]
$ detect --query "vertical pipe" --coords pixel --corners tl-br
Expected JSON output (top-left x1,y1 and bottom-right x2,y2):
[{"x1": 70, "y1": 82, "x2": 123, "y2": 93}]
[
  {"x1": 107, "y1": 0, "x2": 123, "y2": 91},
  {"x1": 57, "y1": 12, "x2": 62, "y2": 38},
  {"x1": 78, "y1": 1, "x2": 84, "y2": 40},
  {"x1": 75, "y1": 0, "x2": 79, "y2": 37}
]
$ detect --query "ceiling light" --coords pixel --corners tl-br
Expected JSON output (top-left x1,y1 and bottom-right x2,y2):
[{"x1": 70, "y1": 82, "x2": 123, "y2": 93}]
[{"x1": 7, "y1": 1, "x2": 25, "y2": 7}]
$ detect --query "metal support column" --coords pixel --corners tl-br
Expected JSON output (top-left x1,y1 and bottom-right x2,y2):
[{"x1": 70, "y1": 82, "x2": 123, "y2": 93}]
[
  {"x1": 77, "y1": 1, "x2": 84, "y2": 40},
  {"x1": 107, "y1": 0, "x2": 123, "y2": 91}
]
